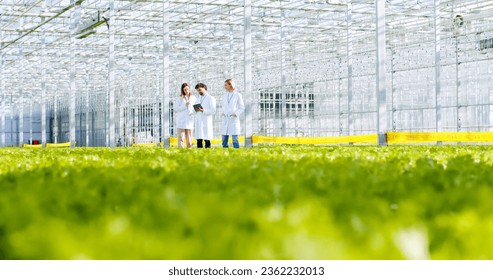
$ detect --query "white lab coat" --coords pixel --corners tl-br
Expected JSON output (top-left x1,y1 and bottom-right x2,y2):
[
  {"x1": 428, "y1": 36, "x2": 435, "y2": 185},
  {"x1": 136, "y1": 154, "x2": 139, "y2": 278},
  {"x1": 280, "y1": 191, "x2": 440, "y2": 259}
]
[
  {"x1": 174, "y1": 95, "x2": 196, "y2": 129},
  {"x1": 194, "y1": 93, "x2": 216, "y2": 140},
  {"x1": 221, "y1": 91, "x2": 245, "y2": 135}
]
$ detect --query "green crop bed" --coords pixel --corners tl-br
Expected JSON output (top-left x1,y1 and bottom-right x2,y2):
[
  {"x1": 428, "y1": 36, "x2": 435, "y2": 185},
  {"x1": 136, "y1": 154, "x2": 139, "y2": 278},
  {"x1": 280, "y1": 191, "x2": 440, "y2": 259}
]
[{"x1": 1, "y1": 146, "x2": 493, "y2": 259}]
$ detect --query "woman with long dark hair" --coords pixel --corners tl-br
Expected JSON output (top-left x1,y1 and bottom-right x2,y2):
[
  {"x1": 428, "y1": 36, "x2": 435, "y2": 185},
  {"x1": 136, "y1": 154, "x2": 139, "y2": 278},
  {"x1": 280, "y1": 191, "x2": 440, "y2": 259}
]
[{"x1": 174, "y1": 82, "x2": 196, "y2": 148}]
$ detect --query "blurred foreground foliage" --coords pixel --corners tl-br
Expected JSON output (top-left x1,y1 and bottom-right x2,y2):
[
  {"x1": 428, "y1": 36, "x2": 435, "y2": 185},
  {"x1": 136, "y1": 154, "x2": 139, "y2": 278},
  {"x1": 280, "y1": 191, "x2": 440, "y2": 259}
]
[{"x1": 1, "y1": 146, "x2": 493, "y2": 259}]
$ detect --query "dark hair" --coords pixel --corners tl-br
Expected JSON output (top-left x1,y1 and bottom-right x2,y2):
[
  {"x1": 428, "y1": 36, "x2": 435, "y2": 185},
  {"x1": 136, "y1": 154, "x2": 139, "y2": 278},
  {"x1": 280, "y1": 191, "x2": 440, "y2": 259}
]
[
  {"x1": 195, "y1": 83, "x2": 207, "y2": 91},
  {"x1": 224, "y1": 79, "x2": 235, "y2": 90},
  {"x1": 180, "y1": 83, "x2": 190, "y2": 97}
]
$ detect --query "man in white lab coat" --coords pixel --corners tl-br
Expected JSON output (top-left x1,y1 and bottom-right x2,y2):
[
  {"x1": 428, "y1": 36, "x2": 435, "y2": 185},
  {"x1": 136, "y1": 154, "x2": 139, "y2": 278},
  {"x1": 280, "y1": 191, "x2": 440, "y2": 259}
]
[
  {"x1": 221, "y1": 79, "x2": 245, "y2": 148},
  {"x1": 193, "y1": 83, "x2": 216, "y2": 148}
]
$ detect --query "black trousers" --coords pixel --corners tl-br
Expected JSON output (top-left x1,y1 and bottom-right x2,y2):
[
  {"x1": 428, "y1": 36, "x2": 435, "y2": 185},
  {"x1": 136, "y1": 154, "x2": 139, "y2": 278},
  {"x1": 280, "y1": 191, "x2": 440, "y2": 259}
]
[{"x1": 197, "y1": 139, "x2": 211, "y2": 148}]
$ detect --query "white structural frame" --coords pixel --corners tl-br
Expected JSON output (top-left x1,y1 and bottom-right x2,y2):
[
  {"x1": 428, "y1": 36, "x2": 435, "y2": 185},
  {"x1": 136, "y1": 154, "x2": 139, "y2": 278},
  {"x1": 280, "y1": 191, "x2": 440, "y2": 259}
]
[{"x1": 1, "y1": 0, "x2": 493, "y2": 147}]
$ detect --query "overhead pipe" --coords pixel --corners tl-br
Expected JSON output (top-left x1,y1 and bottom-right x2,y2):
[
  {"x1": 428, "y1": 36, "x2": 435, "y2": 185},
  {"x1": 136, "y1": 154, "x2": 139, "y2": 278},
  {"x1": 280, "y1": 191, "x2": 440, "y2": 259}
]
[{"x1": 0, "y1": 0, "x2": 84, "y2": 51}]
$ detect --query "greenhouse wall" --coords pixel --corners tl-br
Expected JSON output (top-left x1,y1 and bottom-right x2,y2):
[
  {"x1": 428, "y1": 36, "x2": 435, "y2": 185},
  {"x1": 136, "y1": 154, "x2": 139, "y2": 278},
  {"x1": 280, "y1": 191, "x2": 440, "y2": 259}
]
[{"x1": 1, "y1": 0, "x2": 493, "y2": 147}]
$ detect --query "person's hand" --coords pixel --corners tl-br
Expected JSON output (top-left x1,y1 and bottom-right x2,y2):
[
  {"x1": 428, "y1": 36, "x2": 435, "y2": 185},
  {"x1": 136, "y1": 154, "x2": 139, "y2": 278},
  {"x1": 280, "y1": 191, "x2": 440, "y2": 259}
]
[
  {"x1": 198, "y1": 107, "x2": 204, "y2": 112},
  {"x1": 186, "y1": 102, "x2": 190, "y2": 106}
]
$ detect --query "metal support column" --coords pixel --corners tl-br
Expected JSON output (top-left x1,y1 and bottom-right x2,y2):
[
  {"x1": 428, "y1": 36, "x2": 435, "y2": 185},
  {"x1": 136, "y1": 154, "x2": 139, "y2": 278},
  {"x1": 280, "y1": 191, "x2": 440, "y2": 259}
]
[
  {"x1": 108, "y1": 0, "x2": 116, "y2": 148},
  {"x1": 10, "y1": 103, "x2": 13, "y2": 146},
  {"x1": 229, "y1": 25, "x2": 235, "y2": 77},
  {"x1": 376, "y1": 0, "x2": 387, "y2": 145},
  {"x1": 155, "y1": 54, "x2": 160, "y2": 146},
  {"x1": 338, "y1": 57, "x2": 343, "y2": 136},
  {"x1": 188, "y1": 42, "x2": 193, "y2": 86},
  {"x1": 54, "y1": 95, "x2": 58, "y2": 143},
  {"x1": 19, "y1": 97, "x2": 23, "y2": 147},
  {"x1": 455, "y1": 36, "x2": 460, "y2": 132},
  {"x1": 18, "y1": 43, "x2": 24, "y2": 147},
  {"x1": 85, "y1": 68, "x2": 90, "y2": 146},
  {"x1": 434, "y1": 0, "x2": 441, "y2": 132},
  {"x1": 29, "y1": 101, "x2": 33, "y2": 144},
  {"x1": 126, "y1": 69, "x2": 132, "y2": 146},
  {"x1": 347, "y1": 0, "x2": 353, "y2": 136},
  {"x1": 280, "y1": 7, "x2": 287, "y2": 136},
  {"x1": 391, "y1": 50, "x2": 395, "y2": 131},
  {"x1": 41, "y1": 16, "x2": 47, "y2": 147},
  {"x1": 69, "y1": 0, "x2": 80, "y2": 148},
  {"x1": 161, "y1": 0, "x2": 171, "y2": 147},
  {"x1": 244, "y1": 0, "x2": 253, "y2": 147},
  {"x1": 0, "y1": 52, "x2": 4, "y2": 147}
]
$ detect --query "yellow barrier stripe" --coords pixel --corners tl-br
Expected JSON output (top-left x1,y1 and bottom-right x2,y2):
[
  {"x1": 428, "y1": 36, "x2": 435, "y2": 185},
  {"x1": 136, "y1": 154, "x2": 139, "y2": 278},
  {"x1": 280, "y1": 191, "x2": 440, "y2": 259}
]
[
  {"x1": 387, "y1": 132, "x2": 493, "y2": 144},
  {"x1": 24, "y1": 133, "x2": 493, "y2": 148},
  {"x1": 162, "y1": 132, "x2": 493, "y2": 146},
  {"x1": 136, "y1": 135, "x2": 376, "y2": 147},
  {"x1": 252, "y1": 134, "x2": 378, "y2": 145},
  {"x1": 46, "y1": 142, "x2": 71, "y2": 148},
  {"x1": 169, "y1": 138, "x2": 177, "y2": 146},
  {"x1": 22, "y1": 144, "x2": 43, "y2": 148}
]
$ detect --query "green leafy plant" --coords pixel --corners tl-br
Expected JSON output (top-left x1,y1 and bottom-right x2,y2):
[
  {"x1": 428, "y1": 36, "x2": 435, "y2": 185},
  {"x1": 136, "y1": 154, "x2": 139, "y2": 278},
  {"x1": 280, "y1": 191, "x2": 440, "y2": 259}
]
[{"x1": 1, "y1": 146, "x2": 493, "y2": 259}]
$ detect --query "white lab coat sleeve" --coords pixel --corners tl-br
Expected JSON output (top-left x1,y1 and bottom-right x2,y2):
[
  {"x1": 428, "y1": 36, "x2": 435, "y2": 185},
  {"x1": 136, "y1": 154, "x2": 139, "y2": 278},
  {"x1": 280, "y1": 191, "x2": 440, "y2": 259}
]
[
  {"x1": 191, "y1": 97, "x2": 200, "y2": 115},
  {"x1": 204, "y1": 96, "x2": 216, "y2": 116},
  {"x1": 234, "y1": 93, "x2": 245, "y2": 116},
  {"x1": 221, "y1": 94, "x2": 227, "y2": 116},
  {"x1": 174, "y1": 98, "x2": 187, "y2": 112},
  {"x1": 188, "y1": 96, "x2": 196, "y2": 115}
]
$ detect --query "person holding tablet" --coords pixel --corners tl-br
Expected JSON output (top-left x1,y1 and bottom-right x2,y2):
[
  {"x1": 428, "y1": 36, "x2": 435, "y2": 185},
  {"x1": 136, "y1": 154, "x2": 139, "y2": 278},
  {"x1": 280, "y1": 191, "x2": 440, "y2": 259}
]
[{"x1": 193, "y1": 83, "x2": 216, "y2": 148}]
